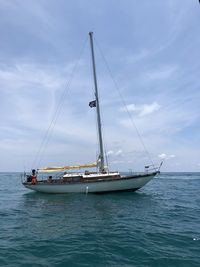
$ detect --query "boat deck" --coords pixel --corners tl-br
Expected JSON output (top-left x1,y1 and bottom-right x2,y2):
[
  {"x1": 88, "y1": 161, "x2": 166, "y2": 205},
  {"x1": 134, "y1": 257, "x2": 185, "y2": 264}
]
[{"x1": 23, "y1": 171, "x2": 159, "y2": 185}]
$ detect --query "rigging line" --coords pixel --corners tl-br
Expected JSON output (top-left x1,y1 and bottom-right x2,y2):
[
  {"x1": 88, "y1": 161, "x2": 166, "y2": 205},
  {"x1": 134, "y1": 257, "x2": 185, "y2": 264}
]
[
  {"x1": 37, "y1": 37, "x2": 88, "y2": 168},
  {"x1": 32, "y1": 36, "x2": 88, "y2": 169},
  {"x1": 94, "y1": 37, "x2": 155, "y2": 168}
]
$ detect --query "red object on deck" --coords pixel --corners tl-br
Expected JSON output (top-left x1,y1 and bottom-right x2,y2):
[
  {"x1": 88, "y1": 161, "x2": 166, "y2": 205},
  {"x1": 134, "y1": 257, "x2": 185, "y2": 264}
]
[{"x1": 31, "y1": 176, "x2": 37, "y2": 185}]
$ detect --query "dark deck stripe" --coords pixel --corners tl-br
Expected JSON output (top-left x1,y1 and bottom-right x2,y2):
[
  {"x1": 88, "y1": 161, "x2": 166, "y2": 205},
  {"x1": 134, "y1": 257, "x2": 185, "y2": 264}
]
[{"x1": 23, "y1": 171, "x2": 159, "y2": 186}]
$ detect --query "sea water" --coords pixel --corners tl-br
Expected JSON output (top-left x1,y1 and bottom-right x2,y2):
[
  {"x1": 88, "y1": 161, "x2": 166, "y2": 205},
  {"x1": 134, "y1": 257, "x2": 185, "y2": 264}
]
[{"x1": 0, "y1": 172, "x2": 200, "y2": 267}]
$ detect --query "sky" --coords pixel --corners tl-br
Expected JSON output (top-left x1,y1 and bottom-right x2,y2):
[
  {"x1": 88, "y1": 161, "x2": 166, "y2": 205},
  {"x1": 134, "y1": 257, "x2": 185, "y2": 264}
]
[{"x1": 0, "y1": 0, "x2": 200, "y2": 172}]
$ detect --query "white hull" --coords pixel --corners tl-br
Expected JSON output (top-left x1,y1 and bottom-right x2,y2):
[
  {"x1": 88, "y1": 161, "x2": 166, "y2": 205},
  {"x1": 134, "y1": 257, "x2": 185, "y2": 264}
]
[
  {"x1": 23, "y1": 173, "x2": 157, "y2": 194},
  {"x1": 23, "y1": 34, "x2": 160, "y2": 194}
]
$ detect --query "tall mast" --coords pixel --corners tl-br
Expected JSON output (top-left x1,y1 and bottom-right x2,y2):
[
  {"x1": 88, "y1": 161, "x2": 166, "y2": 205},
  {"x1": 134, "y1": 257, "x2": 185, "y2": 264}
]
[{"x1": 89, "y1": 32, "x2": 105, "y2": 173}]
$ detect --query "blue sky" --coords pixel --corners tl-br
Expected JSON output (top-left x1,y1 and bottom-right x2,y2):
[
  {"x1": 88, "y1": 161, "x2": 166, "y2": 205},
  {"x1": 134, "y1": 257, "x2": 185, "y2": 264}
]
[{"x1": 0, "y1": 0, "x2": 200, "y2": 172}]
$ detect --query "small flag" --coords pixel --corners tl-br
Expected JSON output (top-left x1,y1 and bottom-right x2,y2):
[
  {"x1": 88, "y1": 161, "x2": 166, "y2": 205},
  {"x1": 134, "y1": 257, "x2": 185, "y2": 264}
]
[{"x1": 89, "y1": 100, "x2": 96, "y2": 108}]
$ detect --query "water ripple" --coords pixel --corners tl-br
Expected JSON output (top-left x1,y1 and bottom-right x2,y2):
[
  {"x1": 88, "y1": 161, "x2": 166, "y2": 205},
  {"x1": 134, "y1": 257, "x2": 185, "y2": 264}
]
[{"x1": 0, "y1": 173, "x2": 200, "y2": 266}]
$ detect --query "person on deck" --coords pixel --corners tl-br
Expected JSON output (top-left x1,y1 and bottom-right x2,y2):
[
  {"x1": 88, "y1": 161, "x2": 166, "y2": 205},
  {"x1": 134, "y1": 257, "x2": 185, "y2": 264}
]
[
  {"x1": 31, "y1": 169, "x2": 37, "y2": 185},
  {"x1": 48, "y1": 176, "x2": 53, "y2": 183}
]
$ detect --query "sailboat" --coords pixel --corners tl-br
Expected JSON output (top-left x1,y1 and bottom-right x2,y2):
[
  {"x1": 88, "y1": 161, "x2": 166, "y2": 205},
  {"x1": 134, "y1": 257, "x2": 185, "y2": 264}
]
[{"x1": 22, "y1": 32, "x2": 160, "y2": 194}]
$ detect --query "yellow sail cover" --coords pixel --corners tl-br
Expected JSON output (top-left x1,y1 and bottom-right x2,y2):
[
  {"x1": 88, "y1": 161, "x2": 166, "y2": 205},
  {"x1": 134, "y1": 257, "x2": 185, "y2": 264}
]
[{"x1": 38, "y1": 163, "x2": 97, "y2": 172}]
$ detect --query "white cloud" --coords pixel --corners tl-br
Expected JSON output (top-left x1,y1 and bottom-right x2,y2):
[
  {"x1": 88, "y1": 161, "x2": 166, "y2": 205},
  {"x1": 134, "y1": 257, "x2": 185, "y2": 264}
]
[
  {"x1": 106, "y1": 149, "x2": 123, "y2": 157},
  {"x1": 107, "y1": 150, "x2": 114, "y2": 156},
  {"x1": 111, "y1": 160, "x2": 124, "y2": 164},
  {"x1": 0, "y1": 63, "x2": 65, "y2": 90},
  {"x1": 121, "y1": 102, "x2": 160, "y2": 117},
  {"x1": 158, "y1": 153, "x2": 176, "y2": 160},
  {"x1": 125, "y1": 49, "x2": 150, "y2": 64},
  {"x1": 0, "y1": 0, "x2": 200, "y2": 172},
  {"x1": 115, "y1": 149, "x2": 123, "y2": 156},
  {"x1": 145, "y1": 66, "x2": 178, "y2": 81},
  {"x1": 119, "y1": 92, "x2": 200, "y2": 137},
  {"x1": 158, "y1": 153, "x2": 167, "y2": 159},
  {"x1": 0, "y1": 62, "x2": 99, "y2": 170}
]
